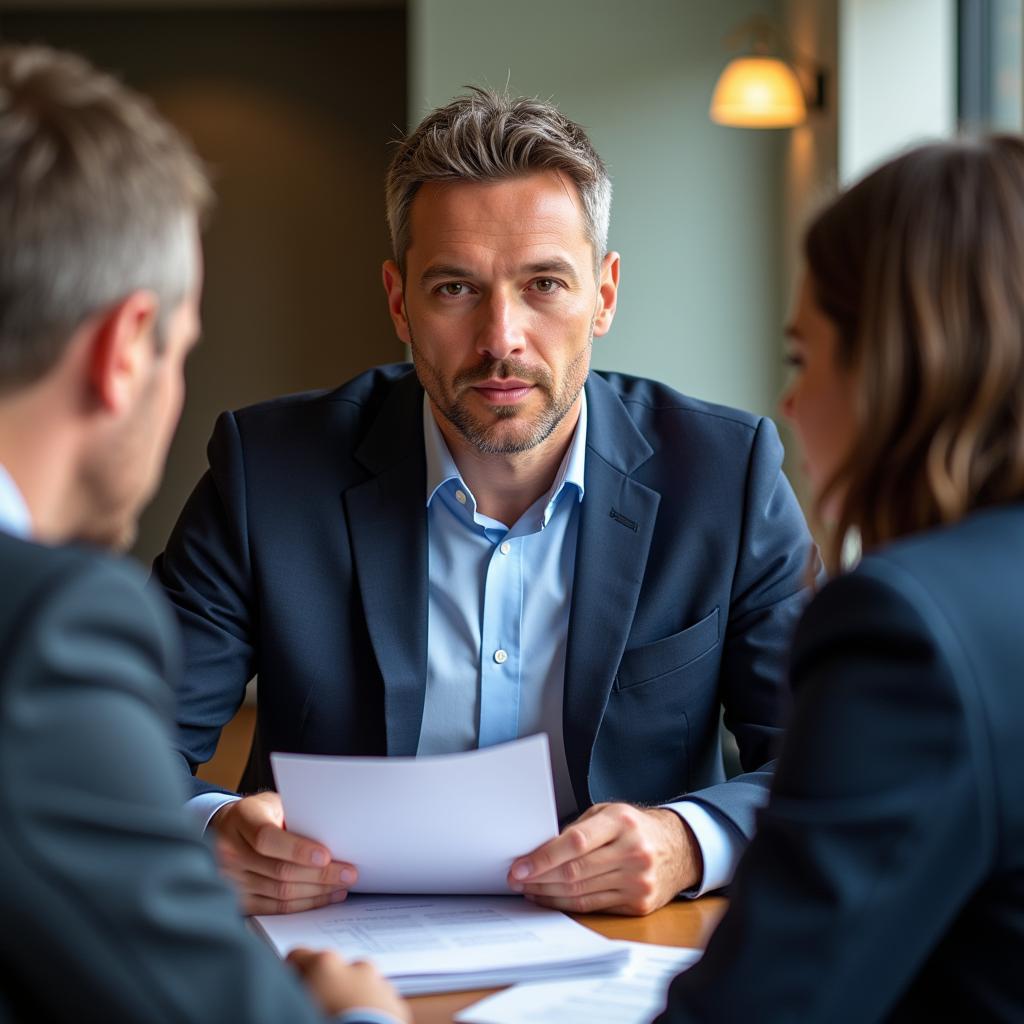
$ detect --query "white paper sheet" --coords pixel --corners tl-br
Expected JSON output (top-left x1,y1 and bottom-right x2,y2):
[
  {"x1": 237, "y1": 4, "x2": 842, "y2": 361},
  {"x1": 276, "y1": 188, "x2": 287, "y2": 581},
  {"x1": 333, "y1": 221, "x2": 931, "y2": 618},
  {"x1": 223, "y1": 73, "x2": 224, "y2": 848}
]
[
  {"x1": 251, "y1": 895, "x2": 629, "y2": 996},
  {"x1": 456, "y1": 942, "x2": 703, "y2": 1023},
  {"x1": 271, "y1": 733, "x2": 558, "y2": 894}
]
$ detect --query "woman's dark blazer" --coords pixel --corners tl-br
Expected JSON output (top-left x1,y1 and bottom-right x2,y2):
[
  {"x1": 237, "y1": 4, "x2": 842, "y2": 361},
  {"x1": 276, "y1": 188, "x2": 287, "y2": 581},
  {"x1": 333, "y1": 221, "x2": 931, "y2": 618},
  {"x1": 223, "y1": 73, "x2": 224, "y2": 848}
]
[{"x1": 658, "y1": 503, "x2": 1024, "y2": 1022}]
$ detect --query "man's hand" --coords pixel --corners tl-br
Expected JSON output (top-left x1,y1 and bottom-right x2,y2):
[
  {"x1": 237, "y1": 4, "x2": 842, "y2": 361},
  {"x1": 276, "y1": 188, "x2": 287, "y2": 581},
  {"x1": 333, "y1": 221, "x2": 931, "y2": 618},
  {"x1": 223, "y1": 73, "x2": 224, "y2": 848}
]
[
  {"x1": 210, "y1": 792, "x2": 357, "y2": 915},
  {"x1": 507, "y1": 803, "x2": 703, "y2": 916},
  {"x1": 287, "y1": 948, "x2": 411, "y2": 1023}
]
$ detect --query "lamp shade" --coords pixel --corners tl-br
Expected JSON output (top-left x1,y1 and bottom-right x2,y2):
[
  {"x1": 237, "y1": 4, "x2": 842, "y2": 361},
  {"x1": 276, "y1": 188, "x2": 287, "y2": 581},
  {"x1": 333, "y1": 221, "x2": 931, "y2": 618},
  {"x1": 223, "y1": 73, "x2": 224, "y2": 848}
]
[{"x1": 710, "y1": 56, "x2": 807, "y2": 128}]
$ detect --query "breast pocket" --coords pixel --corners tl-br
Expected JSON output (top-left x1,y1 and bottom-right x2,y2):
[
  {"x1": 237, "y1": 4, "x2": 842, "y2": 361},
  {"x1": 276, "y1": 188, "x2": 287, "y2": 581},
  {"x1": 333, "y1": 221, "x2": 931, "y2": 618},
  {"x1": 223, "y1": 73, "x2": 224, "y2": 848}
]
[{"x1": 615, "y1": 606, "x2": 720, "y2": 690}]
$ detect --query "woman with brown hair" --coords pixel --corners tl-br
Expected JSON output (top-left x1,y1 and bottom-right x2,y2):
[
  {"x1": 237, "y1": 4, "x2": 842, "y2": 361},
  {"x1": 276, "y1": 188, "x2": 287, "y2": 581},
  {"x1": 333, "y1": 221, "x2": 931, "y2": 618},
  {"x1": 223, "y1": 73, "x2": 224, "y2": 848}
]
[{"x1": 657, "y1": 137, "x2": 1024, "y2": 1021}]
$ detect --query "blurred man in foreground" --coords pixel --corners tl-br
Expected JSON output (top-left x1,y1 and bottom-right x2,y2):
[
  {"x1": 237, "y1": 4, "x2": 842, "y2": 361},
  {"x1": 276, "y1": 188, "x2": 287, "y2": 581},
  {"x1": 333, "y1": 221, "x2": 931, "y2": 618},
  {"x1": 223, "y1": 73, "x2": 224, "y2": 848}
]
[{"x1": 0, "y1": 44, "x2": 405, "y2": 1024}]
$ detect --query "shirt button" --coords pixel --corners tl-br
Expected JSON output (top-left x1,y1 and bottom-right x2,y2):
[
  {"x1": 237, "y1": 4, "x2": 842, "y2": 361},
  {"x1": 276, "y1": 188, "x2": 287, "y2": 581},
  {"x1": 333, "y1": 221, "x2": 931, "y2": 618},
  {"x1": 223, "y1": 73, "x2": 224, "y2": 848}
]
[
  {"x1": 455, "y1": 489, "x2": 467, "y2": 505},
  {"x1": 493, "y1": 649, "x2": 508, "y2": 664},
  {"x1": 499, "y1": 541, "x2": 511, "y2": 555}
]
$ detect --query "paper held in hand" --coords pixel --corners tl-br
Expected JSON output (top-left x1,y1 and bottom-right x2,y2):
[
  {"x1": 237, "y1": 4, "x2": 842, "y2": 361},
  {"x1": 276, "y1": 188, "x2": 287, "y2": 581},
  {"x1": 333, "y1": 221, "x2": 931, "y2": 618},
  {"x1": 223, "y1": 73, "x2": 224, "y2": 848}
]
[{"x1": 270, "y1": 732, "x2": 558, "y2": 894}]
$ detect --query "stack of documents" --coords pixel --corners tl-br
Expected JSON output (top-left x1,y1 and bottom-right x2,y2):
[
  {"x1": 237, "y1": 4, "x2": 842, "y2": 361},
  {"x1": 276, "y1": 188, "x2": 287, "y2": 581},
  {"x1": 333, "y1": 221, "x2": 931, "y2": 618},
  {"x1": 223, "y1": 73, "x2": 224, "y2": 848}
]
[
  {"x1": 456, "y1": 942, "x2": 703, "y2": 1023},
  {"x1": 252, "y1": 894, "x2": 630, "y2": 995},
  {"x1": 259, "y1": 736, "x2": 627, "y2": 994}
]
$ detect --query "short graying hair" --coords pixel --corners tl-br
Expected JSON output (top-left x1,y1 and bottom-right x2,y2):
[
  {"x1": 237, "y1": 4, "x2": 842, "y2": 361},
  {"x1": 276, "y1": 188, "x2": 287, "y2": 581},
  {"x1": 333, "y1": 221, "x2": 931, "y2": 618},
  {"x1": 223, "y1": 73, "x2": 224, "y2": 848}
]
[
  {"x1": 385, "y1": 88, "x2": 612, "y2": 274},
  {"x1": 0, "y1": 45, "x2": 212, "y2": 394}
]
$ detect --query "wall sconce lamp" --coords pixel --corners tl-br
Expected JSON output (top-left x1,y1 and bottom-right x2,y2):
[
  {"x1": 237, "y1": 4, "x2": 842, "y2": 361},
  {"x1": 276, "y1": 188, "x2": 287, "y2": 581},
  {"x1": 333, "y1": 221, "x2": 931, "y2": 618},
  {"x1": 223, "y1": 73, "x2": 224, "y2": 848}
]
[{"x1": 710, "y1": 16, "x2": 827, "y2": 129}]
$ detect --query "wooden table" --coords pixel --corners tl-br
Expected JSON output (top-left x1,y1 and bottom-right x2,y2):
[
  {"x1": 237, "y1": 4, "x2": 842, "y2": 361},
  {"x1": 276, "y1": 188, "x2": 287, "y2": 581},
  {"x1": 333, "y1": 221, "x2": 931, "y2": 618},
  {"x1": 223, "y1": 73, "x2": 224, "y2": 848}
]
[{"x1": 409, "y1": 897, "x2": 727, "y2": 1023}]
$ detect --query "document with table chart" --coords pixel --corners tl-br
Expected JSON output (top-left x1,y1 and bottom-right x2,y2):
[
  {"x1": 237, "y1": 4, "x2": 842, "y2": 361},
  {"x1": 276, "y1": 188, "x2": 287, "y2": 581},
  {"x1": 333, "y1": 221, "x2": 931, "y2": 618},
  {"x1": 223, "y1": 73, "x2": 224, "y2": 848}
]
[
  {"x1": 456, "y1": 942, "x2": 703, "y2": 1023},
  {"x1": 252, "y1": 894, "x2": 629, "y2": 995}
]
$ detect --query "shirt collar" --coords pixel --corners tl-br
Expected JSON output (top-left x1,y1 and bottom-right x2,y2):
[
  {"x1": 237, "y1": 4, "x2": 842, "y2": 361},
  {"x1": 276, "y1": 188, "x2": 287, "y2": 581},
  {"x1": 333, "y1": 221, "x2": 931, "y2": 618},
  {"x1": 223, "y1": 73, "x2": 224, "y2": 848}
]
[
  {"x1": 423, "y1": 389, "x2": 588, "y2": 518},
  {"x1": 0, "y1": 463, "x2": 33, "y2": 539}
]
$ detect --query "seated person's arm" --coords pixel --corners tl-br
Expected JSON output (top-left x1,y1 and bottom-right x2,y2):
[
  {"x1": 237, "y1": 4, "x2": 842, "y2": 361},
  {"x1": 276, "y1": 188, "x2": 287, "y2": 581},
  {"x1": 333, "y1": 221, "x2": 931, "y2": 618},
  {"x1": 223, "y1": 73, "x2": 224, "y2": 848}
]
[
  {"x1": 154, "y1": 411, "x2": 356, "y2": 913},
  {"x1": 508, "y1": 418, "x2": 811, "y2": 914}
]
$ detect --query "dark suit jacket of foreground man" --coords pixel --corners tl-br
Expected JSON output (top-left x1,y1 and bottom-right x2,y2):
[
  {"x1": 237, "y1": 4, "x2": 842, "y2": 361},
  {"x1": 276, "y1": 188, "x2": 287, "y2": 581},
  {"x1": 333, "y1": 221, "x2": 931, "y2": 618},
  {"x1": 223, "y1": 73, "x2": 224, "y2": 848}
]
[
  {"x1": 658, "y1": 505, "x2": 1024, "y2": 1022},
  {"x1": 156, "y1": 364, "x2": 810, "y2": 837},
  {"x1": 0, "y1": 532, "x2": 342, "y2": 1023}
]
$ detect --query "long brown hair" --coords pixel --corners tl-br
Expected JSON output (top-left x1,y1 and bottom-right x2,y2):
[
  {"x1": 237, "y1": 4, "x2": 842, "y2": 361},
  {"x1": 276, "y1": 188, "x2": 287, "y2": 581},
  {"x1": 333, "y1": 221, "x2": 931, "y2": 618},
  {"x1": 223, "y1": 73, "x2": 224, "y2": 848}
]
[{"x1": 805, "y1": 136, "x2": 1024, "y2": 573}]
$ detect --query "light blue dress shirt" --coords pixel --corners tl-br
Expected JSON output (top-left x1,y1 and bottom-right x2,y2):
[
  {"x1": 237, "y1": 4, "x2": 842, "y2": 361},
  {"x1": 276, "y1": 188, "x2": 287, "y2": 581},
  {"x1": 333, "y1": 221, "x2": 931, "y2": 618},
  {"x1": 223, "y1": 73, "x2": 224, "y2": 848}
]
[
  {"x1": 417, "y1": 396, "x2": 739, "y2": 895},
  {"x1": 418, "y1": 393, "x2": 586, "y2": 820},
  {"x1": 0, "y1": 463, "x2": 32, "y2": 539},
  {"x1": 335, "y1": 1011, "x2": 402, "y2": 1024}
]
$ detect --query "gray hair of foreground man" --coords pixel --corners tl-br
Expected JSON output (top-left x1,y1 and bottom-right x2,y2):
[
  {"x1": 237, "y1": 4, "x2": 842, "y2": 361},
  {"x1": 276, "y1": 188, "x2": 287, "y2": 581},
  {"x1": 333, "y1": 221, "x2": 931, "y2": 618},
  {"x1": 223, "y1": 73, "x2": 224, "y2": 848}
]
[
  {"x1": 385, "y1": 88, "x2": 612, "y2": 275},
  {"x1": 0, "y1": 44, "x2": 211, "y2": 394}
]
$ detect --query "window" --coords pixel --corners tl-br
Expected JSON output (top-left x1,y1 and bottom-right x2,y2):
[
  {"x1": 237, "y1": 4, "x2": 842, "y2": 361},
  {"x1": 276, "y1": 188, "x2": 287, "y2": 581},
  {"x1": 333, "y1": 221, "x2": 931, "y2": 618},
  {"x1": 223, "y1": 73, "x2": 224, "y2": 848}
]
[{"x1": 959, "y1": 0, "x2": 1023, "y2": 130}]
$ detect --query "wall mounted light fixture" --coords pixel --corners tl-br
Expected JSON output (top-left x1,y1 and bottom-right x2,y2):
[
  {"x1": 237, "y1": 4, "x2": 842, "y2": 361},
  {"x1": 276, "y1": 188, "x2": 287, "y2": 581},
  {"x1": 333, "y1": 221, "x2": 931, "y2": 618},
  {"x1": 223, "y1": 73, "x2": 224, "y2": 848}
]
[{"x1": 710, "y1": 16, "x2": 826, "y2": 129}]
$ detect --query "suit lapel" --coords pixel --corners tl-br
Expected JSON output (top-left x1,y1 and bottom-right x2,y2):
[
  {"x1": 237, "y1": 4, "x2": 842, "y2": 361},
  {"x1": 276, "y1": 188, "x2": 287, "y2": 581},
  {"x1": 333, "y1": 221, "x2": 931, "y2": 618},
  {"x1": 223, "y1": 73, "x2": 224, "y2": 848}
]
[
  {"x1": 344, "y1": 371, "x2": 428, "y2": 756},
  {"x1": 564, "y1": 374, "x2": 659, "y2": 808}
]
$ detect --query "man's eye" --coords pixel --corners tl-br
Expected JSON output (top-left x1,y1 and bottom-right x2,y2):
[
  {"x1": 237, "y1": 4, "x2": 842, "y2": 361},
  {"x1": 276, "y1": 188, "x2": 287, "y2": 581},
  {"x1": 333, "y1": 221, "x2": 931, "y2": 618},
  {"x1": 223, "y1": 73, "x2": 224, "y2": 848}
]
[
  {"x1": 783, "y1": 352, "x2": 804, "y2": 370},
  {"x1": 532, "y1": 278, "x2": 561, "y2": 294},
  {"x1": 438, "y1": 282, "x2": 468, "y2": 297}
]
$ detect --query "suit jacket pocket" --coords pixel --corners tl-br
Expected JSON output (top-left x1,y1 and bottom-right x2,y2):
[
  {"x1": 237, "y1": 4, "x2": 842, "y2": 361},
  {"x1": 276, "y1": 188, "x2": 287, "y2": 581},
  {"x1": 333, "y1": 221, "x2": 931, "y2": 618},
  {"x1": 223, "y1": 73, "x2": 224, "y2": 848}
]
[{"x1": 615, "y1": 607, "x2": 720, "y2": 690}]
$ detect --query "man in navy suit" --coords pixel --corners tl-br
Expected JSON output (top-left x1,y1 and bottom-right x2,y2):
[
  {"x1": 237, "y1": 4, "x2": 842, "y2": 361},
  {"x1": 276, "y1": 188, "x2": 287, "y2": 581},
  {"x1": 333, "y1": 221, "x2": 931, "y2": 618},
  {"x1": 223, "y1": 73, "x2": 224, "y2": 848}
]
[{"x1": 156, "y1": 90, "x2": 811, "y2": 917}]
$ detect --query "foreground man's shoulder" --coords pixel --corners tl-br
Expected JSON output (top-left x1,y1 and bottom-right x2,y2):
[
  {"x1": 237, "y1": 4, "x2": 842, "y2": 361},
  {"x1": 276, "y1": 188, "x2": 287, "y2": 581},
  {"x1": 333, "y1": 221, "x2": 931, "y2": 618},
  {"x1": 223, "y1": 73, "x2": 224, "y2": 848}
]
[
  {"x1": 0, "y1": 535, "x2": 175, "y2": 700},
  {"x1": 0, "y1": 533, "x2": 151, "y2": 614}
]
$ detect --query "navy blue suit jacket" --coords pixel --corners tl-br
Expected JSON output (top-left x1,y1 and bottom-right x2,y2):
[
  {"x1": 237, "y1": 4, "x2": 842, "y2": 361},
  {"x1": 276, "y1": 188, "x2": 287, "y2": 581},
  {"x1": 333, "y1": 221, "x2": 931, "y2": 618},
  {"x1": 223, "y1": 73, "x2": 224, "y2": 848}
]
[
  {"x1": 0, "y1": 533, "x2": 334, "y2": 1023},
  {"x1": 156, "y1": 365, "x2": 810, "y2": 842},
  {"x1": 658, "y1": 505, "x2": 1024, "y2": 1021}
]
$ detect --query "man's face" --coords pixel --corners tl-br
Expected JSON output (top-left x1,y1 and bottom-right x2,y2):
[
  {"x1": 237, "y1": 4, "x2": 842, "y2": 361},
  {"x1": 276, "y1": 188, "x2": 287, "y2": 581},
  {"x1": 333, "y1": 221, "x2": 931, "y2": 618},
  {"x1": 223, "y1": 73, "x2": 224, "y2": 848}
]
[
  {"x1": 383, "y1": 171, "x2": 618, "y2": 456},
  {"x1": 81, "y1": 233, "x2": 203, "y2": 550}
]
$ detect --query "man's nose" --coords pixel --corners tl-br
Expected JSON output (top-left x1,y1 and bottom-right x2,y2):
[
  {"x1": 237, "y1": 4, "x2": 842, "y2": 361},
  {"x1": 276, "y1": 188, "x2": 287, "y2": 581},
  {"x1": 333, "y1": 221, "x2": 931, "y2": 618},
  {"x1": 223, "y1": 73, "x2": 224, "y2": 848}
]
[{"x1": 476, "y1": 291, "x2": 526, "y2": 361}]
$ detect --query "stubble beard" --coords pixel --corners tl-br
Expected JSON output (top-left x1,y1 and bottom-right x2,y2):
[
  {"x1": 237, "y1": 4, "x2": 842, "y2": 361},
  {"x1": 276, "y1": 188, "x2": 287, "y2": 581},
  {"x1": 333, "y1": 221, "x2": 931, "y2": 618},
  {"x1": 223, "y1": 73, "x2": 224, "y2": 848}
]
[{"x1": 409, "y1": 326, "x2": 593, "y2": 455}]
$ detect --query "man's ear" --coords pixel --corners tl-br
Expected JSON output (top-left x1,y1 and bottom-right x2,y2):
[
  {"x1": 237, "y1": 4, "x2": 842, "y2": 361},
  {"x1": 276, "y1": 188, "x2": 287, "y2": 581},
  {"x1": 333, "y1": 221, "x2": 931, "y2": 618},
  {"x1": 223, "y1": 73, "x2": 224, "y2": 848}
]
[
  {"x1": 592, "y1": 251, "x2": 620, "y2": 338},
  {"x1": 87, "y1": 291, "x2": 159, "y2": 413},
  {"x1": 382, "y1": 259, "x2": 412, "y2": 345}
]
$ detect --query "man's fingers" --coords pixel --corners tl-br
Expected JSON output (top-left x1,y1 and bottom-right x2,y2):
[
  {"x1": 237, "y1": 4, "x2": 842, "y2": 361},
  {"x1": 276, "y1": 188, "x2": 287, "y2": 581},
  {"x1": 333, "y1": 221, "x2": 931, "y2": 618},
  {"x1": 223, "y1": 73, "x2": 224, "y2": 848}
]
[
  {"x1": 527, "y1": 888, "x2": 627, "y2": 914},
  {"x1": 519, "y1": 867, "x2": 623, "y2": 899},
  {"x1": 285, "y1": 948, "x2": 317, "y2": 977},
  {"x1": 508, "y1": 804, "x2": 624, "y2": 883},
  {"x1": 235, "y1": 870, "x2": 351, "y2": 904},
  {"x1": 243, "y1": 888, "x2": 349, "y2": 916},
  {"x1": 218, "y1": 793, "x2": 332, "y2": 869},
  {"x1": 517, "y1": 835, "x2": 634, "y2": 887},
  {"x1": 211, "y1": 794, "x2": 360, "y2": 913},
  {"x1": 219, "y1": 840, "x2": 357, "y2": 888},
  {"x1": 239, "y1": 816, "x2": 332, "y2": 868},
  {"x1": 528, "y1": 886, "x2": 659, "y2": 916},
  {"x1": 227, "y1": 799, "x2": 340, "y2": 872}
]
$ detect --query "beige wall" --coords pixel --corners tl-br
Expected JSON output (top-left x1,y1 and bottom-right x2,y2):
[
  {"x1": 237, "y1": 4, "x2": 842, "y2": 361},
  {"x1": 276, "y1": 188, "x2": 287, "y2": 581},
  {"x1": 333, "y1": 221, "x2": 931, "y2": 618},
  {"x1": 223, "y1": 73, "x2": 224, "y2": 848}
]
[{"x1": 0, "y1": 8, "x2": 407, "y2": 565}]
